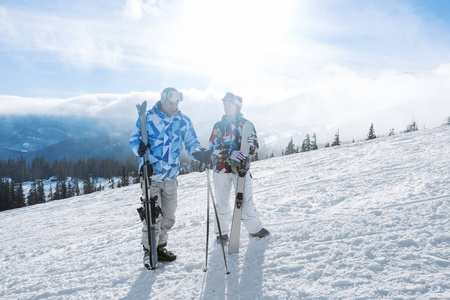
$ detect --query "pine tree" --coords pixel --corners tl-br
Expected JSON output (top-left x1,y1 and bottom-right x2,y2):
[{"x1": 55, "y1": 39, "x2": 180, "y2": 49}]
[
  {"x1": 53, "y1": 181, "x2": 61, "y2": 200},
  {"x1": 48, "y1": 183, "x2": 54, "y2": 201},
  {"x1": 27, "y1": 181, "x2": 38, "y2": 206},
  {"x1": 310, "y1": 133, "x2": 318, "y2": 150},
  {"x1": 444, "y1": 116, "x2": 450, "y2": 125},
  {"x1": 406, "y1": 121, "x2": 418, "y2": 132},
  {"x1": 301, "y1": 134, "x2": 311, "y2": 152},
  {"x1": 73, "y1": 178, "x2": 80, "y2": 196},
  {"x1": 16, "y1": 156, "x2": 28, "y2": 183},
  {"x1": 285, "y1": 137, "x2": 296, "y2": 155},
  {"x1": 0, "y1": 179, "x2": 11, "y2": 211},
  {"x1": 331, "y1": 131, "x2": 341, "y2": 147},
  {"x1": 367, "y1": 123, "x2": 376, "y2": 140},
  {"x1": 9, "y1": 180, "x2": 16, "y2": 208},
  {"x1": 121, "y1": 166, "x2": 129, "y2": 187},
  {"x1": 36, "y1": 180, "x2": 45, "y2": 204},
  {"x1": 15, "y1": 182, "x2": 26, "y2": 208},
  {"x1": 60, "y1": 179, "x2": 67, "y2": 199},
  {"x1": 67, "y1": 180, "x2": 74, "y2": 198},
  {"x1": 83, "y1": 178, "x2": 95, "y2": 195}
]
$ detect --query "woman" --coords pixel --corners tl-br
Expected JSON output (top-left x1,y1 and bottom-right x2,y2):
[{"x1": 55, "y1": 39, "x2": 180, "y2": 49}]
[{"x1": 208, "y1": 92, "x2": 270, "y2": 245}]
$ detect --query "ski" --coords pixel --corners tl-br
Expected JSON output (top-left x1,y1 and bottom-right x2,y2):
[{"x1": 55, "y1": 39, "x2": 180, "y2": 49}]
[
  {"x1": 228, "y1": 122, "x2": 253, "y2": 254},
  {"x1": 136, "y1": 101, "x2": 158, "y2": 270}
]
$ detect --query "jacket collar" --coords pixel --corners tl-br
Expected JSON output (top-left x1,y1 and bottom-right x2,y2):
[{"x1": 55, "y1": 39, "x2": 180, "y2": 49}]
[{"x1": 221, "y1": 113, "x2": 243, "y2": 124}]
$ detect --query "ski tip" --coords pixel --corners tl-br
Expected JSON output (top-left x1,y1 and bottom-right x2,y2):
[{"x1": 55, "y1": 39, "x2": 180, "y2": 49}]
[{"x1": 136, "y1": 101, "x2": 148, "y2": 112}]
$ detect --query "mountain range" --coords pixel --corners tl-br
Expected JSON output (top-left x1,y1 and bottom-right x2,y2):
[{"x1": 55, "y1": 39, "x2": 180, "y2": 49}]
[{"x1": 0, "y1": 115, "x2": 132, "y2": 161}]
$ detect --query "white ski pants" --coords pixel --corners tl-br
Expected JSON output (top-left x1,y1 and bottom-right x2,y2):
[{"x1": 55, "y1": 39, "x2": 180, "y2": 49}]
[
  {"x1": 213, "y1": 172, "x2": 263, "y2": 236},
  {"x1": 141, "y1": 179, "x2": 178, "y2": 249}
]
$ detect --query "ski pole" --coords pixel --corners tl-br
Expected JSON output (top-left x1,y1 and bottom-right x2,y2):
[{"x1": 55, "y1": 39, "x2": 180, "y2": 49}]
[
  {"x1": 204, "y1": 174, "x2": 210, "y2": 272},
  {"x1": 206, "y1": 168, "x2": 230, "y2": 275}
]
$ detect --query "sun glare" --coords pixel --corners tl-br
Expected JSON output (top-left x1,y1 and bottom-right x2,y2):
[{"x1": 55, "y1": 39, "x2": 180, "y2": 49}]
[{"x1": 172, "y1": 0, "x2": 297, "y2": 83}]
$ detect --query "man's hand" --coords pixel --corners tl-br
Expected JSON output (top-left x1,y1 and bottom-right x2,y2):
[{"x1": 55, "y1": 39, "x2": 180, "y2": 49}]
[
  {"x1": 138, "y1": 141, "x2": 150, "y2": 157},
  {"x1": 193, "y1": 148, "x2": 212, "y2": 164},
  {"x1": 140, "y1": 161, "x2": 154, "y2": 177}
]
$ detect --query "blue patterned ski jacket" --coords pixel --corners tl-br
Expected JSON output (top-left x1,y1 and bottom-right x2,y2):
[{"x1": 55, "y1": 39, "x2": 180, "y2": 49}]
[{"x1": 130, "y1": 101, "x2": 201, "y2": 182}]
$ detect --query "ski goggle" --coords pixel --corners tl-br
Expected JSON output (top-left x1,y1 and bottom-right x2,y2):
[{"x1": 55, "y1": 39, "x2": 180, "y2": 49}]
[
  {"x1": 163, "y1": 91, "x2": 183, "y2": 103},
  {"x1": 222, "y1": 92, "x2": 242, "y2": 107}
]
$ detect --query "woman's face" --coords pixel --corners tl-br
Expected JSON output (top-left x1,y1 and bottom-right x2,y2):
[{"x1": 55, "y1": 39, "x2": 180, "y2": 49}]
[{"x1": 223, "y1": 101, "x2": 238, "y2": 117}]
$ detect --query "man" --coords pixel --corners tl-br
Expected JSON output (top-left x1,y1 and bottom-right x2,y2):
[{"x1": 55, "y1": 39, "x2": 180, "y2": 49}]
[
  {"x1": 208, "y1": 92, "x2": 270, "y2": 245},
  {"x1": 130, "y1": 87, "x2": 210, "y2": 269}
]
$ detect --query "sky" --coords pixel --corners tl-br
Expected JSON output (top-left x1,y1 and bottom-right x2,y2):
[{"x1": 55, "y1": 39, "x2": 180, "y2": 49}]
[{"x1": 1, "y1": 0, "x2": 450, "y2": 145}]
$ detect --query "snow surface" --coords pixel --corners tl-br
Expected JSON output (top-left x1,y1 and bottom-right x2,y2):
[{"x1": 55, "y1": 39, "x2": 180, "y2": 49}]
[{"x1": 1, "y1": 126, "x2": 449, "y2": 299}]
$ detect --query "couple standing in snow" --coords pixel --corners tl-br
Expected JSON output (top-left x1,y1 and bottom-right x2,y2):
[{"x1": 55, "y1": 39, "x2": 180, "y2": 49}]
[{"x1": 129, "y1": 87, "x2": 270, "y2": 268}]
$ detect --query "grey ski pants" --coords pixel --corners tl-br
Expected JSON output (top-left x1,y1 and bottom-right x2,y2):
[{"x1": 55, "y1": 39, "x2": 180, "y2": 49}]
[{"x1": 141, "y1": 178, "x2": 178, "y2": 249}]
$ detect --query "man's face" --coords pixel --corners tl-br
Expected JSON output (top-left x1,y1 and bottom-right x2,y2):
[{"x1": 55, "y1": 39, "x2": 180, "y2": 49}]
[
  {"x1": 223, "y1": 101, "x2": 237, "y2": 117},
  {"x1": 161, "y1": 100, "x2": 179, "y2": 116}
]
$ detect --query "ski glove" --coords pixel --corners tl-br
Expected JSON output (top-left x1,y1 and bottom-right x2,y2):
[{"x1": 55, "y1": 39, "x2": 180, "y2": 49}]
[
  {"x1": 140, "y1": 161, "x2": 154, "y2": 177},
  {"x1": 192, "y1": 148, "x2": 212, "y2": 164},
  {"x1": 247, "y1": 136, "x2": 254, "y2": 147},
  {"x1": 138, "y1": 141, "x2": 150, "y2": 157},
  {"x1": 230, "y1": 150, "x2": 246, "y2": 162}
]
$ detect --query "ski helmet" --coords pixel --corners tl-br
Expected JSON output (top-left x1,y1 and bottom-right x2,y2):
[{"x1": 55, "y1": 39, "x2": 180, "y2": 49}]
[{"x1": 222, "y1": 92, "x2": 242, "y2": 109}]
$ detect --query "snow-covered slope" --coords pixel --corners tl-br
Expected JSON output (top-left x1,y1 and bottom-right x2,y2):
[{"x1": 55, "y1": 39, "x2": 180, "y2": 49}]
[{"x1": 1, "y1": 126, "x2": 449, "y2": 299}]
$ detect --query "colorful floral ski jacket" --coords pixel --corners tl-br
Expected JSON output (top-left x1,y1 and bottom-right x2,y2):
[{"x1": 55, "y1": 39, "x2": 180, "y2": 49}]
[
  {"x1": 208, "y1": 113, "x2": 259, "y2": 173},
  {"x1": 130, "y1": 101, "x2": 201, "y2": 182}
]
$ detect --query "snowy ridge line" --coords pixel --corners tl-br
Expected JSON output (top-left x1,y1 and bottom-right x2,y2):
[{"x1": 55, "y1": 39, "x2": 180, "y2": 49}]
[{"x1": 377, "y1": 194, "x2": 450, "y2": 209}]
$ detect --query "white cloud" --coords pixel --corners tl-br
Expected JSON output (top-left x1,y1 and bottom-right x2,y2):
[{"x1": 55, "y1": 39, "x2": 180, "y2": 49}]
[
  {"x1": 434, "y1": 64, "x2": 450, "y2": 75},
  {"x1": 124, "y1": 0, "x2": 165, "y2": 19},
  {"x1": 124, "y1": 0, "x2": 143, "y2": 19},
  {"x1": 1, "y1": 63, "x2": 449, "y2": 146}
]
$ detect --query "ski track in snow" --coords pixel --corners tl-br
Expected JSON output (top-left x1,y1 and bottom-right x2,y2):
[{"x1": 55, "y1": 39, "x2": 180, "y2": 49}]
[{"x1": 1, "y1": 126, "x2": 449, "y2": 299}]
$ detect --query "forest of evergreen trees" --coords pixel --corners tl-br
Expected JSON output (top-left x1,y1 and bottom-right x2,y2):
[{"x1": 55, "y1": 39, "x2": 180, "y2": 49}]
[
  {"x1": 280, "y1": 119, "x2": 445, "y2": 157},
  {"x1": 0, "y1": 154, "x2": 139, "y2": 212}
]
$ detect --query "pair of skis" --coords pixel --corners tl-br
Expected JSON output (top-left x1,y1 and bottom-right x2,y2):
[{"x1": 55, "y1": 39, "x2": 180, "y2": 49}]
[
  {"x1": 228, "y1": 121, "x2": 253, "y2": 254},
  {"x1": 204, "y1": 121, "x2": 253, "y2": 274},
  {"x1": 136, "y1": 101, "x2": 158, "y2": 270}
]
